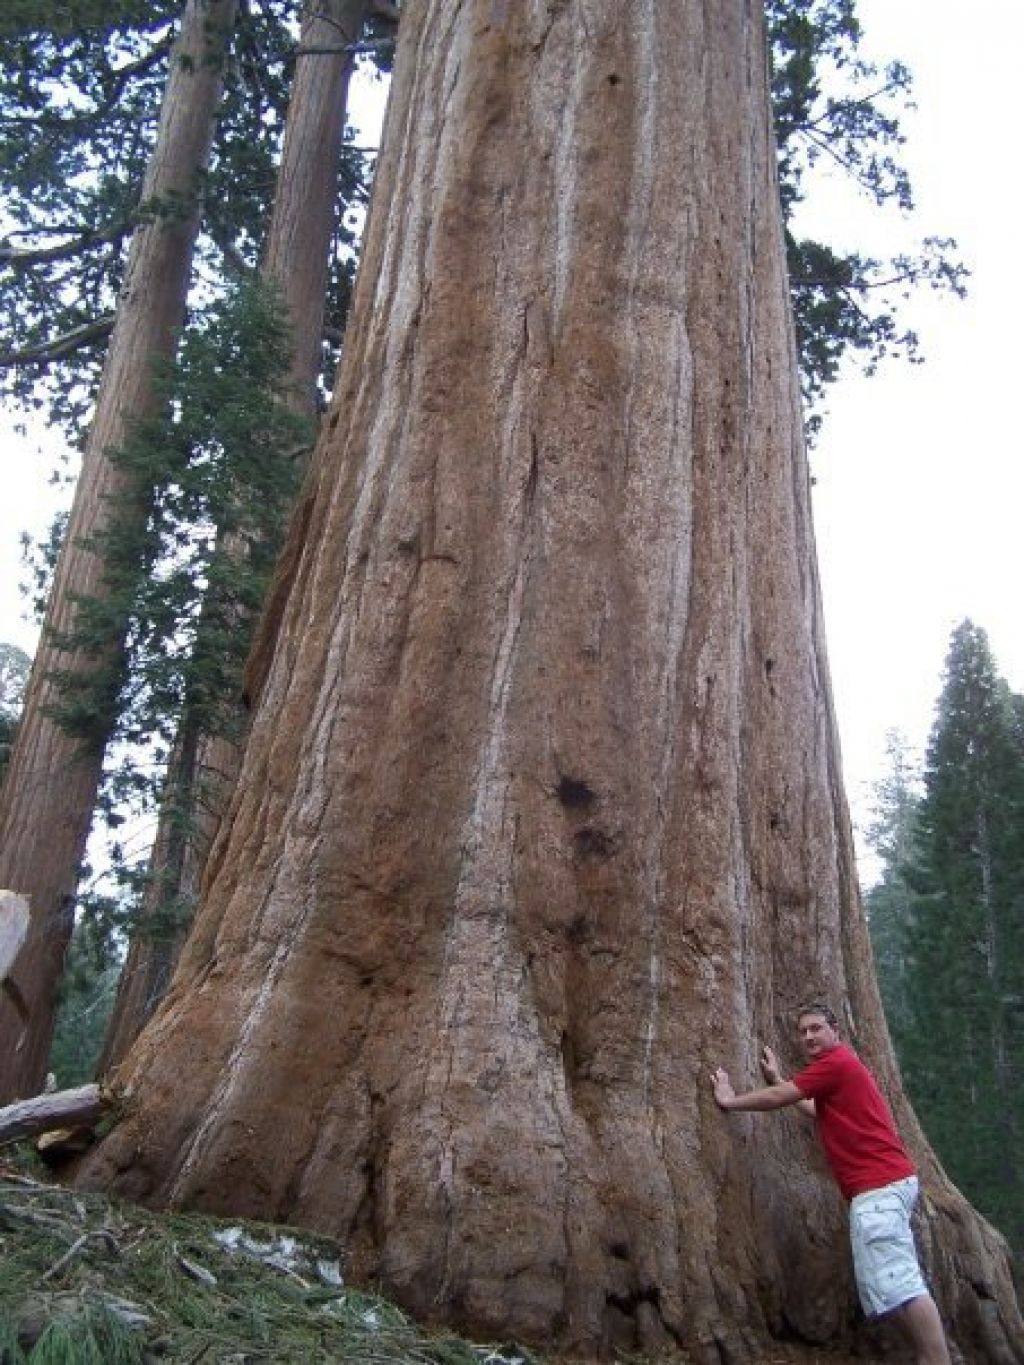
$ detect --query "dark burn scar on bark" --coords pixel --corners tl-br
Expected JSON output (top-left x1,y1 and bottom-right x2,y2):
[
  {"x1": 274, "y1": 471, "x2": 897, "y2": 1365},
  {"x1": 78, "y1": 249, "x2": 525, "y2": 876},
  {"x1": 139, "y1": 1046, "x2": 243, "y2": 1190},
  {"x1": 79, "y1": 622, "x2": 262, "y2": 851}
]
[
  {"x1": 556, "y1": 775, "x2": 595, "y2": 808},
  {"x1": 605, "y1": 1283, "x2": 661, "y2": 1316},
  {"x1": 573, "y1": 827, "x2": 615, "y2": 859},
  {"x1": 566, "y1": 914, "x2": 589, "y2": 945}
]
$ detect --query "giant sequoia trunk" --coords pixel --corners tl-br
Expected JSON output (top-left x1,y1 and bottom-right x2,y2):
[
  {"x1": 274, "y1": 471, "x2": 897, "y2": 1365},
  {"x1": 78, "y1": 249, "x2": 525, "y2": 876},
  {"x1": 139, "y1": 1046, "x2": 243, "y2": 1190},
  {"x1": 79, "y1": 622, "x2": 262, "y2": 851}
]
[
  {"x1": 0, "y1": 0, "x2": 237, "y2": 1103},
  {"x1": 78, "y1": 3, "x2": 1024, "y2": 1360},
  {"x1": 99, "y1": 0, "x2": 372, "y2": 1075}
]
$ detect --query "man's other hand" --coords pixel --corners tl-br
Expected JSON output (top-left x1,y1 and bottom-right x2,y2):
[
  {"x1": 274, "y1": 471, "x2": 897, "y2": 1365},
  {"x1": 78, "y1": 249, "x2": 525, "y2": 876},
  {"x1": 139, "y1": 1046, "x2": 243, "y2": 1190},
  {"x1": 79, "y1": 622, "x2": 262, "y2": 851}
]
[
  {"x1": 711, "y1": 1067, "x2": 736, "y2": 1110},
  {"x1": 761, "y1": 1045, "x2": 782, "y2": 1084}
]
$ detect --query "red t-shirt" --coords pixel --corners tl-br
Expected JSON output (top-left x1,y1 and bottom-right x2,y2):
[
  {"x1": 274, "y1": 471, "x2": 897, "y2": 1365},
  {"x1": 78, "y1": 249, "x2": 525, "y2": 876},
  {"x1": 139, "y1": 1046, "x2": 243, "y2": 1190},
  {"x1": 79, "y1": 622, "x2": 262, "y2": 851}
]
[{"x1": 792, "y1": 1042, "x2": 915, "y2": 1200}]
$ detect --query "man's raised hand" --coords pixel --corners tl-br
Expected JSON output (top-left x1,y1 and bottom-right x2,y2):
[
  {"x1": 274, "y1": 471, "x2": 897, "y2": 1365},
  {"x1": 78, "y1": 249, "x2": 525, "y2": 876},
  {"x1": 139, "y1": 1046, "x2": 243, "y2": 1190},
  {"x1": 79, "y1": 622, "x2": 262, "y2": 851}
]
[
  {"x1": 711, "y1": 1067, "x2": 736, "y2": 1110},
  {"x1": 761, "y1": 1045, "x2": 782, "y2": 1085}
]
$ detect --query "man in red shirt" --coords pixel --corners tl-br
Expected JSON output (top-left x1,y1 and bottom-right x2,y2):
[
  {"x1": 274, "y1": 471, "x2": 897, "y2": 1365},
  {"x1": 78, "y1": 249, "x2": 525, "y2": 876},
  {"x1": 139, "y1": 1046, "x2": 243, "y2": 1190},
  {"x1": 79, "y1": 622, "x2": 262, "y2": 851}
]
[{"x1": 711, "y1": 1002, "x2": 951, "y2": 1365}]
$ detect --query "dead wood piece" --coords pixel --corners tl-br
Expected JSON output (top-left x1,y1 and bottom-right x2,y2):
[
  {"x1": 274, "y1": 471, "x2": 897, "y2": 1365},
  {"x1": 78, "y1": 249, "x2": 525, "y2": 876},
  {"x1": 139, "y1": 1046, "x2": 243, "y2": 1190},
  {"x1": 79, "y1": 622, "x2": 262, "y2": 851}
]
[
  {"x1": 41, "y1": 1231, "x2": 91, "y2": 1281},
  {"x1": 42, "y1": 1227, "x2": 121, "y2": 1281},
  {"x1": 0, "y1": 1168, "x2": 48, "y2": 1187},
  {"x1": 37, "y1": 1126, "x2": 98, "y2": 1160},
  {"x1": 0, "y1": 1200, "x2": 76, "y2": 1235},
  {"x1": 0, "y1": 1083, "x2": 108, "y2": 1147}
]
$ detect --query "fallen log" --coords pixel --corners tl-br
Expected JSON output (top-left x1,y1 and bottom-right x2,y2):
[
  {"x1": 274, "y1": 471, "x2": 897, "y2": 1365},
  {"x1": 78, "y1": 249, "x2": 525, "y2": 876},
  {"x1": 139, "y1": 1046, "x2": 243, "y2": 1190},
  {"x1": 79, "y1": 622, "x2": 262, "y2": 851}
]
[{"x1": 0, "y1": 1084, "x2": 109, "y2": 1147}]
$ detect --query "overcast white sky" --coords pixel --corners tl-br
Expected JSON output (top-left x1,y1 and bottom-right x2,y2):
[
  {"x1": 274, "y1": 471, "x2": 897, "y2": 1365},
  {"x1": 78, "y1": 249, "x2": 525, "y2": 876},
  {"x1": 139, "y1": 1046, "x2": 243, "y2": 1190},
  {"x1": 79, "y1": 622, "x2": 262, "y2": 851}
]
[
  {"x1": 805, "y1": 0, "x2": 1024, "y2": 856},
  {"x1": 2, "y1": 2, "x2": 1022, "y2": 882}
]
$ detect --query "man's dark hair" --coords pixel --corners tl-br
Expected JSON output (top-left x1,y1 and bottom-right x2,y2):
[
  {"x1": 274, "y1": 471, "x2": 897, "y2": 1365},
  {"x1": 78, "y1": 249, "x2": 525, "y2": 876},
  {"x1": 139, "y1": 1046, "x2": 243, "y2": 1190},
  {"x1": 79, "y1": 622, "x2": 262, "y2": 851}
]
[{"x1": 796, "y1": 1001, "x2": 837, "y2": 1029}]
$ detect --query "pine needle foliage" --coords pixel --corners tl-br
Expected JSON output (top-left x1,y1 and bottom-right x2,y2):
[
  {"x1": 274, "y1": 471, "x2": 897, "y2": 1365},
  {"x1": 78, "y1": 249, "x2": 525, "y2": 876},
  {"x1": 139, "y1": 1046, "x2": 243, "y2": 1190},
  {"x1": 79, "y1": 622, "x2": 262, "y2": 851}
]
[
  {"x1": 0, "y1": 0, "x2": 297, "y2": 435},
  {"x1": 0, "y1": 0, "x2": 373, "y2": 440},
  {"x1": 0, "y1": 1172, "x2": 542, "y2": 1365},
  {"x1": 48, "y1": 278, "x2": 309, "y2": 761},
  {"x1": 765, "y1": 0, "x2": 967, "y2": 431},
  {"x1": 872, "y1": 623, "x2": 1024, "y2": 1262},
  {"x1": 864, "y1": 730, "x2": 921, "y2": 1040},
  {"x1": 48, "y1": 910, "x2": 121, "y2": 1088},
  {"x1": 19, "y1": 1303, "x2": 144, "y2": 1365},
  {"x1": 40, "y1": 279, "x2": 310, "y2": 1039},
  {"x1": 0, "y1": 642, "x2": 31, "y2": 788}
]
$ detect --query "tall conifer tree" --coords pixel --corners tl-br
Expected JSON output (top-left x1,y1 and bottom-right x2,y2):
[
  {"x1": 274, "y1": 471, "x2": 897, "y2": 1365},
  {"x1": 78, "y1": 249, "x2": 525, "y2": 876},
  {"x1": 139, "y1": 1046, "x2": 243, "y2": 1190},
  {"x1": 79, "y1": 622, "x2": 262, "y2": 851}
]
[
  {"x1": 902, "y1": 621, "x2": 1024, "y2": 1258},
  {"x1": 77, "y1": 7, "x2": 1023, "y2": 1358},
  {"x1": 865, "y1": 730, "x2": 920, "y2": 1039}
]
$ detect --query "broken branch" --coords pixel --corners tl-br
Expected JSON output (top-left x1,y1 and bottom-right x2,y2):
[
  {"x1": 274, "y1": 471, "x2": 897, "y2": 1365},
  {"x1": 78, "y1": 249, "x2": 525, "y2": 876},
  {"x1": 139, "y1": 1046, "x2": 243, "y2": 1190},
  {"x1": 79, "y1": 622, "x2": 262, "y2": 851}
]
[{"x1": 0, "y1": 1083, "x2": 109, "y2": 1147}]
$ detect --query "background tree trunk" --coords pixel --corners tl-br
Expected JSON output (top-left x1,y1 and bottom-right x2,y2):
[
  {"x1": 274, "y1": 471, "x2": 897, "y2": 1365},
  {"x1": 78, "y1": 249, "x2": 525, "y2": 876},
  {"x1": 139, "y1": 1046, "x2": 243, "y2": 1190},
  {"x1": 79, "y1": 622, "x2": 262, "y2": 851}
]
[
  {"x1": 98, "y1": 0, "x2": 374, "y2": 1074},
  {"x1": 0, "y1": 0, "x2": 237, "y2": 1104},
  {"x1": 263, "y1": 0, "x2": 371, "y2": 421},
  {"x1": 78, "y1": 3, "x2": 1024, "y2": 1359}
]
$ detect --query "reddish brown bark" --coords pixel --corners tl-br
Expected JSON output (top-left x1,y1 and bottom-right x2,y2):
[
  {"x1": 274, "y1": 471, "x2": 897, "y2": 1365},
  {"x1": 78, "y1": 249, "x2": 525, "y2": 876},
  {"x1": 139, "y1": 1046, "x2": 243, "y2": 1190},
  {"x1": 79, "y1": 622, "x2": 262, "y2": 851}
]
[
  {"x1": 0, "y1": 0, "x2": 237, "y2": 1103},
  {"x1": 78, "y1": 3, "x2": 1023, "y2": 1360},
  {"x1": 263, "y1": 0, "x2": 371, "y2": 418}
]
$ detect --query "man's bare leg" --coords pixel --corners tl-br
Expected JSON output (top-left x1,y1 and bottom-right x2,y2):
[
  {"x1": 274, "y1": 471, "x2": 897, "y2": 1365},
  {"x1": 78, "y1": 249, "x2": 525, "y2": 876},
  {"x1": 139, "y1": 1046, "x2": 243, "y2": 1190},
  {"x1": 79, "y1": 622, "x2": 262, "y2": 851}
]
[{"x1": 893, "y1": 1293, "x2": 952, "y2": 1365}]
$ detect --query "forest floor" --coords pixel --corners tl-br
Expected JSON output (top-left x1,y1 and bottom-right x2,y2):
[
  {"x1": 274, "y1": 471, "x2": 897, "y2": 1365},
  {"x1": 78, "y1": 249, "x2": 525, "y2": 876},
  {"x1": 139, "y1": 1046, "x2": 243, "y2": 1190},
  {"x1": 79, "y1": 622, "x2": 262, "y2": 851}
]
[{"x1": 0, "y1": 1159, "x2": 909, "y2": 1364}]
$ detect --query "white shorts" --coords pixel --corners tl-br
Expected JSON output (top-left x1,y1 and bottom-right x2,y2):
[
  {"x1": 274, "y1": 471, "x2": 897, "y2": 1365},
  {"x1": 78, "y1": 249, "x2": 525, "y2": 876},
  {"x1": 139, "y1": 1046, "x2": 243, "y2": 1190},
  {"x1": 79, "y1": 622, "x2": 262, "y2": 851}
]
[{"x1": 849, "y1": 1176, "x2": 928, "y2": 1318}]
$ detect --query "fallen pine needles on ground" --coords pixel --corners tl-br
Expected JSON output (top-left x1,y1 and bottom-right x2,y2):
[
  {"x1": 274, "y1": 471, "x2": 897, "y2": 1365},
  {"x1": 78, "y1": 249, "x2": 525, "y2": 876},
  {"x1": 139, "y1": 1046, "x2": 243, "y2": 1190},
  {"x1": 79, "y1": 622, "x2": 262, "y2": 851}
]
[{"x1": 0, "y1": 1165, "x2": 541, "y2": 1365}]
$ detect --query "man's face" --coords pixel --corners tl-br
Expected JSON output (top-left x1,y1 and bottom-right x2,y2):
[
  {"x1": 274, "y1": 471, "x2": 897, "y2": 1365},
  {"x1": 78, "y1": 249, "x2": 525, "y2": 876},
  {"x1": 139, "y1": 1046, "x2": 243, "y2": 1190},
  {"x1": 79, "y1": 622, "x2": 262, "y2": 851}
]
[{"x1": 797, "y1": 1011, "x2": 839, "y2": 1060}]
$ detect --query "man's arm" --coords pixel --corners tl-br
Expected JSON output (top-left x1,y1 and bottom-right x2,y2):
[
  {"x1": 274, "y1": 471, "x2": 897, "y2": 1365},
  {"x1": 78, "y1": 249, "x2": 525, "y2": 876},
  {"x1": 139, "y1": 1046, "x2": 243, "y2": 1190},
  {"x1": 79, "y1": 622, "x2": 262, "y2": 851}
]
[{"x1": 711, "y1": 1068, "x2": 805, "y2": 1112}]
